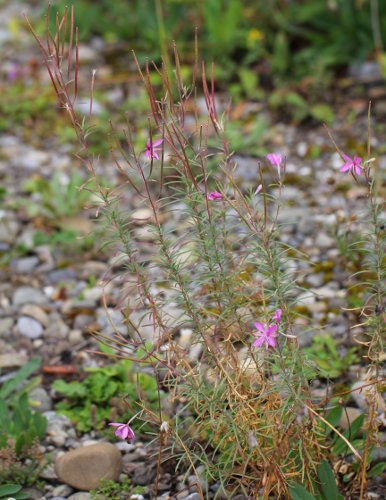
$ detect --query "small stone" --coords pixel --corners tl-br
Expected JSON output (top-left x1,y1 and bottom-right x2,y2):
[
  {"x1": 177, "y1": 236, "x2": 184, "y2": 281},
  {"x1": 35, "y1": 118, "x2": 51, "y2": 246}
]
[
  {"x1": 351, "y1": 380, "x2": 384, "y2": 412},
  {"x1": 44, "y1": 319, "x2": 70, "y2": 339},
  {"x1": 68, "y1": 329, "x2": 84, "y2": 344},
  {"x1": 52, "y1": 484, "x2": 73, "y2": 497},
  {"x1": 13, "y1": 286, "x2": 48, "y2": 306},
  {"x1": 73, "y1": 314, "x2": 95, "y2": 331},
  {"x1": 296, "y1": 142, "x2": 308, "y2": 157},
  {"x1": 49, "y1": 268, "x2": 78, "y2": 284},
  {"x1": 21, "y1": 304, "x2": 49, "y2": 327},
  {"x1": 0, "y1": 218, "x2": 19, "y2": 243},
  {"x1": 61, "y1": 300, "x2": 96, "y2": 316},
  {"x1": 10, "y1": 256, "x2": 39, "y2": 273},
  {"x1": 0, "y1": 352, "x2": 28, "y2": 368},
  {"x1": 305, "y1": 273, "x2": 324, "y2": 288},
  {"x1": 132, "y1": 463, "x2": 156, "y2": 485},
  {"x1": 67, "y1": 493, "x2": 92, "y2": 500},
  {"x1": 0, "y1": 317, "x2": 13, "y2": 336},
  {"x1": 131, "y1": 208, "x2": 154, "y2": 225},
  {"x1": 314, "y1": 232, "x2": 335, "y2": 249},
  {"x1": 40, "y1": 463, "x2": 58, "y2": 479},
  {"x1": 17, "y1": 316, "x2": 44, "y2": 339},
  {"x1": 135, "y1": 226, "x2": 157, "y2": 242},
  {"x1": 21, "y1": 488, "x2": 44, "y2": 500},
  {"x1": 29, "y1": 387, "x2": 52, "y2": 412},
  {"x1": 176, "y1": 491, "x2": 190, "y2": 499},
  {"x1": 46, "y1": 413, "x2": 74, "y2": 447},
  {"x1": 55, "y1": 443, "x2": 122, "y2": 490},
  {"x1": 83, "y1": 287, "x2": 103, "y2": 302},
  {"x1": 184, "y1": 494, "x2": 202, "y2": 500},
  {"x1": 17, "y1": 149, "x2": 50, "y2": 170}
]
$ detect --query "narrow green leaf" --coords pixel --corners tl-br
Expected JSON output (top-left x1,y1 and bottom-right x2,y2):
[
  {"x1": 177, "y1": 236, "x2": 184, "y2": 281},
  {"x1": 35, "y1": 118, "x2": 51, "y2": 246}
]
[
  {"x1": 318, "y1": 460, "x2": 339, "y2": 500},
  {"x1": 332, "y1": 414, "x2": 365, "y2": 456},
  {"x1": 0, "y1": 357, "x2": 41, "y2": 400}
]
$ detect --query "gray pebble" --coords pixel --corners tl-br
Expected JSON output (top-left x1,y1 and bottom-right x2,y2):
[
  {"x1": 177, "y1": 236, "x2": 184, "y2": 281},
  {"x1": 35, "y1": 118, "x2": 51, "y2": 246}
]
[
  {"x1": 184, "y1": 494, "x2": 202, "y2": 500},
  {"x1": 52, "y1": 484, "x2": 73, "y2": 497},
  {"x1": 0, "y1": 317, "x2": 14, "y2": 336},
  {"x1": 48, "y1": 268, "x2": 78, "y2": 284},
  {"x1": 17, "y1": 316, "x2": 44, "y2": 339},
  {"x1": 73, "y1": 313, "x2": 95, "y2": 331},
  {"x1": 10, "y1": 256, "x2": 39, "y2": 273},
  {"x1": 305, "y1": 273, "x2": 324, "y2": 288},
  {"x1": 67, "y1": 493, "x2": 92, "y2": 500},
  {"x1": 44, "y1": 319, "x2": 69, "y2": 339},
  {"x1": 0, "y1": 218, "x2": 19, "y2": 243},
  {"x1": 29, "y1": 386, "x2": 52, "y2": 412},
  {"x1": 13, "y1": 286, "x2": 47, "y2": 306}
]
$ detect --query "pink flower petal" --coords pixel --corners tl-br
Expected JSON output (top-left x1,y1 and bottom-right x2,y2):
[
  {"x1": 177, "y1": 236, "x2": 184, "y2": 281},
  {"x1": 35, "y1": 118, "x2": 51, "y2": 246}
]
[
  {"x1": 152, "y1": 139, "x2": 164, "y2": 147},
  {"x1": 267, "y1": 153, "x2": 282, "y2": 166},
  {"x1": 273, "y1": 308, "x2": 282, "y2": 323},
  {"x1": 267, "y1": 324, "x2": 278, "y2": 335},
  {"x1": 253, "y1": 322, "x2": 266, "y2": 333},
  {"x1": 339, "y1": 164, "x2": 350, "y2": 172},
  {"x1": 207, "y1": 191, "x2": 224, "y2": 201},
  {"x1": 120, "y1": 426, "x2": 129, "y2": 439},
  {"x1": 253, "y1": 336, "x2": 265, "y2": 347},
  {"x1": 267, "y1": 336, "x2": 277, "y2": 348}
]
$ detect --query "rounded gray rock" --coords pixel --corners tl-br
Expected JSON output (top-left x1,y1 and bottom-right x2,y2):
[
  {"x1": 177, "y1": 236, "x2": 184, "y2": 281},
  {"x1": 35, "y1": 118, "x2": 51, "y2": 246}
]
[{"x1": 55, "y1": 442, "x2": 122, "y2": 490}]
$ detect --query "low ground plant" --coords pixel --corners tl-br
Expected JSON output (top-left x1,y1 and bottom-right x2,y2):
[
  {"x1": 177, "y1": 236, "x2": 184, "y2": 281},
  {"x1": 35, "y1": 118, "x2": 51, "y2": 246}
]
[
  {"x1": 53, "y1": 356, "x2": 162, "y2": 433},
  {"x1": 90, "y1": 477, "x2": 146, "y2": 500},
  {"x1": 0, "y1": 359, "x2": 47, "y2": 486},
  {"x1": 28, "y1": 7, "x2": 385, "y2": 498}
]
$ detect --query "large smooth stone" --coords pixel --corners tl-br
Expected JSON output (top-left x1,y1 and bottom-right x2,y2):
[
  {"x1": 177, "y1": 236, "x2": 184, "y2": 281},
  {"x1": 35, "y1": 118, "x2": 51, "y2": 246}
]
[{"x1": 55, "y1": 443, "x2": 122, "y2": 490}]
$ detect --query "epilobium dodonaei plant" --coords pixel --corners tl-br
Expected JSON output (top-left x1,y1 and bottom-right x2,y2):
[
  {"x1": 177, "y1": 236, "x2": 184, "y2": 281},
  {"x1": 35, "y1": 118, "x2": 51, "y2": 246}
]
[{"x1": 28, "y1": 7, "x2": 384, "y2": 498}]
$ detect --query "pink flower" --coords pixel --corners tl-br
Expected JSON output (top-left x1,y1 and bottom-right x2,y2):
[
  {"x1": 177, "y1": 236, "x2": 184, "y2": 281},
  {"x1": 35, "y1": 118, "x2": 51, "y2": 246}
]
[
  {"x1": 145, "y1": 138, "x2": 163, "y2": 160},
  {"x1": 109, "y1": 422, "x2": 135, "y2": 442},
  {"x1": 267, "y1": 153, "x2": 282, "y2": 167},
  {"x1": 255, "y1": 184, "x2": 263, "y2": 195},
  {"x1": 273, "y1": 308, "x2": 282, "y2": 323},
  {"x1": 267, "y1": 153, "x2": 284, "y2": 178},
  {"x1": 339, "y1": 154, "x2": 362, "y2": 176},
  {"x1": 207, "y1": 191, "x2": 224, "y2": 201},
  {"x1": 253, "y1": 322, "x2": 279, "y2": 350}
]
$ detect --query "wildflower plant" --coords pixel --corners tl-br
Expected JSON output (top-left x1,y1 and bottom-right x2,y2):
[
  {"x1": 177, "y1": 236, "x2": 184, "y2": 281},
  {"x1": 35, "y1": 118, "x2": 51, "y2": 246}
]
[{"x1": 28, "y1": 8, "x2": 384, "y2": 498}]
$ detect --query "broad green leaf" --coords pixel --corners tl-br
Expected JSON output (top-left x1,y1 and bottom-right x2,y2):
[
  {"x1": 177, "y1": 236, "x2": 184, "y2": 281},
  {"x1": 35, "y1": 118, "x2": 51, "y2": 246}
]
[
  {"x1": 0, "y1": 484, "x2": 22, "y2": 496},
  {"x1": 318, "y1": 460, "x2": 339, "y2": 499},
  {"x1": 289, "y1": 483, "x2": 317, "y2": 500},
  {"x1": 12, "y1": 492, "x2": 30, "y2": 500},
  {"x1": 53, "y1": 380, "x2": 87, "y2": 399},
  {"x1": 326, "y1": 405, "x2": 343, "y2": 427},
  {"x1": 367, "y1": 461, "x2": 386, "y2": 477},
  {"x1": 0, "y1": 357, "x2": 41, "y2": 400}
]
